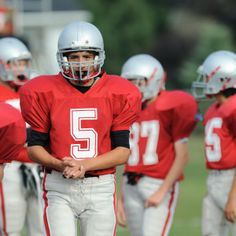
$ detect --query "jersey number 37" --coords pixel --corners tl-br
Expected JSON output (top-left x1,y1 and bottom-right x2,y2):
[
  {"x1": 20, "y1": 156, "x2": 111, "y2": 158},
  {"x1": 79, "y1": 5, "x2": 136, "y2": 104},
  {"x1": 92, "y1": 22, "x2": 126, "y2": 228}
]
[{"x1": 129, "y1": 120, "x2": 159, "y2": 166}]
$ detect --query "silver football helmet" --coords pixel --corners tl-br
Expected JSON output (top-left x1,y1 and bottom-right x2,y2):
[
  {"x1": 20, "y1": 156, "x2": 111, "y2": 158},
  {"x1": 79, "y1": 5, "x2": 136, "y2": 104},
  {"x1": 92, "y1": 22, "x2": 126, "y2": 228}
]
[
  {"x1": 192, "y1": 50, "x2": 236, "y2": 100},
  {"x1": 121, "y1": 54, "x2": 165, "y2": 101},
  {"x1": 57, "y1": 21, "x2": 105, "y2": 81},
  {"x1": 0, "y1": 37, "x2": 32, "y2": 85}
]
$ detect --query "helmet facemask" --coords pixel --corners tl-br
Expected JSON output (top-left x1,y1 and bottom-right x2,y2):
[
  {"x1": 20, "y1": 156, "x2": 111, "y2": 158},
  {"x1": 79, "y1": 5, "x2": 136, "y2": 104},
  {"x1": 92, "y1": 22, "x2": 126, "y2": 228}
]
[
  {"x1": 192, "y1": 66, "x2": 209, "y2": 100},
  {"x1": 57, "y1": 49, "x2": 105, "y2": 83},
  {"x1": 0, "y1": 58, "x2": 32, "y2": 90}
]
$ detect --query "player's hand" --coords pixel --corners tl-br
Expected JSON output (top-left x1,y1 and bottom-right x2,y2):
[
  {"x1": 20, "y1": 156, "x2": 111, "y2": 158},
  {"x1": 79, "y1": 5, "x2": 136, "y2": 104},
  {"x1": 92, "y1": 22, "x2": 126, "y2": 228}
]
[
  {"x1": 62, "y1": 157, "x2": 77, "y2": 167},
  {"x1": 62, "y1": 157, "x2": 86, "y2": 179},
  {"x1": 224, "y1": 196, "x2": 236, "y2": 223},
  {"x1": 144, "y1": 188, "x2": 166, "y2": 208},
  {"x1": 117, "y1": 197, "x2": 127, "y2": 227}
]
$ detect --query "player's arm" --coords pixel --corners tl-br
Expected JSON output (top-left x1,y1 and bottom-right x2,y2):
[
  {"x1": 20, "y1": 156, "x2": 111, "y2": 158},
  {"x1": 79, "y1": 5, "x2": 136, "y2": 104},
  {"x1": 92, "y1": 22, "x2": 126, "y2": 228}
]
[
  {"x1": 27, "y1": 130, "x2": 65, "y2": 172},
  {"x1": 63, "y1": 130, "x2": 130, "y2": 178},
  {"x1": 28, "y1": 146, "x2": 64, "y2": 172},
  {"x1": 224, "y1": 168, "x2": 236, "y2": 222},
  {"x1": 117, "y1": 175, "x2": 127, "y2": 227},
  {"x1": 145, "y1": 139, "x2": 189, "y2": 207},
  {"x1": 224, "y1": 111, "x2": 236, "y2": 222}
]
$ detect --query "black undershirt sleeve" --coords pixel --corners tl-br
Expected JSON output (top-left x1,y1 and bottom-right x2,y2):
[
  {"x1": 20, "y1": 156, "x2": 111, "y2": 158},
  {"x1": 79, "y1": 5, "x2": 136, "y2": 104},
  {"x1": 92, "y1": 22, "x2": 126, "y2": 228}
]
[
  {"x1": 28, "y1": 130, "x2": 49, "y2": 147},
  {"x1": 28, "y1": 129, "x2": 130, "y2": 149},
  {"x1": 26, "y1": 128, "x2": 32, "y2": 143},
  {"x1": 110, "y1": 130, "x2": 130, "y2": 149}
]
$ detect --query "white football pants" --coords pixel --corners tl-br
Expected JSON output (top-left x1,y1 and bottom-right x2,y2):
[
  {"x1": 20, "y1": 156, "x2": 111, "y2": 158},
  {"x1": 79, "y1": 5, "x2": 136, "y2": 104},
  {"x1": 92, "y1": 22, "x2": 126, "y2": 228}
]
[
  {"x1": 202, "y1": 169, "x2": 236, "y2": 236},
  {"x1": 123, "y1": 175, "x2": 179, "y2": 236},
  {"x1": 43, "y1": 170, "x2": 116, "y2": 236},
  {"x1": 0, "y1": 161, "x2": 44, "y2": 236}
]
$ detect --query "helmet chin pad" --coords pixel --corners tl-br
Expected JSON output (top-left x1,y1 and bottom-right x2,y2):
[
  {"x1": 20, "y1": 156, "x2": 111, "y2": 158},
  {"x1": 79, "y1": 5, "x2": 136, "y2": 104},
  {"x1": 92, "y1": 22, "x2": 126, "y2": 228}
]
[
  {"x1": 17, "y1": 74, "x2": 27, "y2": 81},
  {"x1": 74, "y1": 70, "x2": 88, "y2": 80}
]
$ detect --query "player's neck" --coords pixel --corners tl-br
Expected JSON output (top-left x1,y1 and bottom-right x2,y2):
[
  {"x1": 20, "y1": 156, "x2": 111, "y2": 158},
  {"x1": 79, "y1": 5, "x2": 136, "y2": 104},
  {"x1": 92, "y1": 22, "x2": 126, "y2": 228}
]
[
  {"x1": 69, "y1": 78, "x2": 96, "y2": 87},
  {"x1": 215, "y1": 94, "x2": 227, "y2": 105}
]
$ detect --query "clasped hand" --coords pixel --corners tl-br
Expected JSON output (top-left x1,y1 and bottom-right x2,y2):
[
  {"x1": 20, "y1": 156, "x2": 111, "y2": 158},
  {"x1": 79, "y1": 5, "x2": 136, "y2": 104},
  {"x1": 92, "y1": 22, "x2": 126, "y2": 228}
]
[{"x1": 62, "y1": 157, "x2": 86, "y2": 179}]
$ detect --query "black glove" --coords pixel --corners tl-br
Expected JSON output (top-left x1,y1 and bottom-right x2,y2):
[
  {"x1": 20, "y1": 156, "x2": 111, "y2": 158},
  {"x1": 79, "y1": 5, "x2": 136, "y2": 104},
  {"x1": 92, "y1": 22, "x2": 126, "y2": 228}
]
[
  {"x1": 19, "y1": 164, "x2": 38, "y2": 196},
  {"x1": 125, "y1": 172, "x2": 143, "y2": 186}
]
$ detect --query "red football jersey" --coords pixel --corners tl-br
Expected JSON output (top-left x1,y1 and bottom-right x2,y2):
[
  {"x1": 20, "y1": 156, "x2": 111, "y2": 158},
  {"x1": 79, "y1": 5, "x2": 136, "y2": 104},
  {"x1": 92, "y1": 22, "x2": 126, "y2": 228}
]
[
  {"x1": 125, "y1": 90, "x2": 198, "y2": 179},
  {"x1": 203, "y1": 94, "x2": 236, "y2": 170},
  {"x1": 0, "y1": 102, "x2": 26, "y2": 163},
  {"x1": 0, "y1": 84, "x2": 19, "y2": 102},
  {"x1": 0, "y1": 85, "x2": 31, "y2": 162},
  {"x1": 19, "y1": 72, "x2": 141, "y2": 175}
]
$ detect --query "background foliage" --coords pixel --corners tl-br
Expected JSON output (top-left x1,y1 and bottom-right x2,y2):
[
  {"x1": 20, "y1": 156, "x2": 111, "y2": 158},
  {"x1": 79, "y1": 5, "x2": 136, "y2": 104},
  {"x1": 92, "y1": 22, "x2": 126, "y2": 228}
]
[{"x1": 81, "y1": 0, "x2": 236, "y2": 90}]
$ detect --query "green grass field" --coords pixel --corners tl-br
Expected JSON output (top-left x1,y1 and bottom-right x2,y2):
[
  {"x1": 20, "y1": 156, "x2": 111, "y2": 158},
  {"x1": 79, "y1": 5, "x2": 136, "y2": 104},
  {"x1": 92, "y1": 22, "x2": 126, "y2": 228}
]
[
  {"x1": 116, "y1": 133, "x2": 207, "y2": 236},
  {"x1": 22, "y1": 134, "x2": 206, "y2": 236}
]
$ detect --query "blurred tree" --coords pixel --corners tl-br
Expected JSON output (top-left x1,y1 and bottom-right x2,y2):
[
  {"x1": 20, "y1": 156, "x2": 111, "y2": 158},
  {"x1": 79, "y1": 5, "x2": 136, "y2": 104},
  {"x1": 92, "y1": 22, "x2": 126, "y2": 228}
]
[
  {"x1": 80, "y1": 0, "x2": 236, "y2": 90},
  {"x1": 82, "y1": 0, "x2": 168, "y2": 74},
  {"x1": 179, "y1": 21, "x2": 235, "y2": 89}
]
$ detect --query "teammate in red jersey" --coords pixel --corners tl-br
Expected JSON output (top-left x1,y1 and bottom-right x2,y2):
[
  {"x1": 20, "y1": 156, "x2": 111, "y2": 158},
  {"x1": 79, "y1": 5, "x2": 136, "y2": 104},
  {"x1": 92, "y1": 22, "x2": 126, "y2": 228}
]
[
  {"x1": 19, "y1": 21, "x2": 141, "y2": 236},
  {"x1": 117, "y1": 54, "x2": 198, "y2": 236},
  {"x1": 0, "y1": 102, "x2": 26, "y2": 180},
  {"x1": 192, "y1": 50, "x2": 236, "y2": 236},
  {"x1": 0, "y1": 37, "x2": 44, "y2": 236}
]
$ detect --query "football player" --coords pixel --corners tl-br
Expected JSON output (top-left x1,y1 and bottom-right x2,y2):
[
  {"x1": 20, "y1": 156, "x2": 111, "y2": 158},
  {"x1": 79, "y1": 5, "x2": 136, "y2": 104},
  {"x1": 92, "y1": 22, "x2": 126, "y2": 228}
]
[
  {"x1": 117, "y1": 54, "x2": 198, "y2": 236},
  {"x1": 0, "y1": 102, "x2": 26, "y2": 180},
  {"x1": 19, "y1": 21, "x2": 141, "y2": 236},
  {"x1": 192, "y1": 50, "x2": 236, "y2": 236},
  {"x1": 0, "y1": 37, "x2": 44, "y2": 236}
]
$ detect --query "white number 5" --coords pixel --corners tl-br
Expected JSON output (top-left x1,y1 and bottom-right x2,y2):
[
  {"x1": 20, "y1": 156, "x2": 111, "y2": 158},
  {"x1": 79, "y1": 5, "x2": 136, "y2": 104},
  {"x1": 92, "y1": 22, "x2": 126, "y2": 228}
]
[{"x1": 70, "y1": 108, "x2": 98, "y2": 159}]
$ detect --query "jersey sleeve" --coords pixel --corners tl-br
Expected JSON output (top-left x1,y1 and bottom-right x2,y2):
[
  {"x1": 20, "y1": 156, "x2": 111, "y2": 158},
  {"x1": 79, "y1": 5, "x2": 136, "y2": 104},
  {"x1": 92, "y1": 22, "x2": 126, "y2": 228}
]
[
  {"x1": 228, "y1": 112, "x2": 236, "y2": 137},
  {"x1": 111, "y1": 84, "x2": 141, "y2": 131},
  {"x1": 171, "y1": 99, "x2": 198, "y2": 142},
  {"x1": 219, "y1": 96, "x2": 236, "y2": 136},
  {"x1": 157, "y1": 91, "x2": 198, "y2": 142},
  {"x1": 0, "y1": 106, "x2": 27, "y2": 163},
  {"x1": 19, "y1": 82, "x2": 51, "y2": 133}
]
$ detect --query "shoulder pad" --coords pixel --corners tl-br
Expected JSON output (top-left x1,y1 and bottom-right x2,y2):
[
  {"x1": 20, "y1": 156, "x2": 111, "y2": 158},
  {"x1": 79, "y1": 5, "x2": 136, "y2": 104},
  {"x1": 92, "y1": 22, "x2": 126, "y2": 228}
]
[
  {"x1": 155, "y1": 90, "x2": 197, "y2": 111},
  {"x1": 218, "y1": 95, "x2": 236, "y2": 118}
]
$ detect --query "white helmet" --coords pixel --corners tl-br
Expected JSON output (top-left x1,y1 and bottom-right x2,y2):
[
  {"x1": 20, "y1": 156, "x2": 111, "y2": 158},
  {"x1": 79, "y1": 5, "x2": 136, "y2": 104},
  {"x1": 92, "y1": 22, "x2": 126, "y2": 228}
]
[
  {"x1": 121, "y1": 54, "x2": 165, "y2": 101},
  {"x1": 0, "y1": 37, "x2": 32, "y2": 84},
  {"x1": 57, "y1": 21, "x2": 105, "y2": 82},
  {"x1": 192, "y1": 50, "x2": 236, "y2": 100}
]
